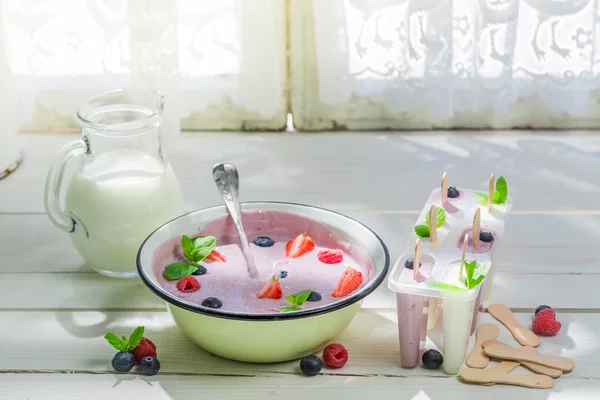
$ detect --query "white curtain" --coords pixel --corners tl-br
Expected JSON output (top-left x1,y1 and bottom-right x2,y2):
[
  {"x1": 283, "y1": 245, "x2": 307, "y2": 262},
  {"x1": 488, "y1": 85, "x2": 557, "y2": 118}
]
[
  {"x1": 0, "y1": 0, "x2": 286, "y2": 140},
  {"x1": 292, "y1": 0, "x2": 600, "y2": 130}
]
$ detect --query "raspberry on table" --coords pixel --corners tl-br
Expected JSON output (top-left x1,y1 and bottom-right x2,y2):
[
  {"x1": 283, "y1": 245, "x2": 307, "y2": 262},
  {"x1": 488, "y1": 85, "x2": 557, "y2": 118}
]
[{"x1": 322, "y1": 343, "x2": 348, "y2": 368}]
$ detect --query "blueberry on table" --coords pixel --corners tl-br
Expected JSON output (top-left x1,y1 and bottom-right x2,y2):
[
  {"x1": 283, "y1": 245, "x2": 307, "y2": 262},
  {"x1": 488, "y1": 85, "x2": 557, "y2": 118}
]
[
  {"x1": 306, "y1": 291, "x2": 322, "y2": 302},
  {"x1": 139, "y1": 356, "x2": 161, "y2": 376},
  {"x1": 404, "y1": 257, "x2": 421, "y2": 270},
  {"x1": 253, "y1": 236, "x2": 275, "y2": 247},
  {"x1": 300, "y1": 355, "x2": 323, "y2": 376},
  {"x1": 422, "y1": 349, "x2": 443, "y2": 369},
  {"x1": 201, "y1": 297, "x2": 223, "y2": 309},
  {"x1": 535, "y1": 305, "x2": 552, "y2": 315},
  {"x1": 111, "y1": 351, "x2": 135, "y2": 372},
  {"x1": 447, "y1": 186, "x2": 460, "y2": 198},
  {"x1": 192, "y1": 265, "x2": 207, "y2": 276},
  {"x1": 280, "y1": 270, "x2": 288, "y2": 279},
  {"x1": 479, "y1": 231, "x2": 494, "y2": 243}
]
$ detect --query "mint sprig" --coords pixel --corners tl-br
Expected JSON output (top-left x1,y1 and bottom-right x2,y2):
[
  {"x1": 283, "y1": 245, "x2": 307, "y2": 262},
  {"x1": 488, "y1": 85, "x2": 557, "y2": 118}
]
[
  {"x1": 163, "y1": 235, "x2": 217, "y2": 280},
  {"x1": 426, "y1": 207, "x2": 446, "y2": 228},
  {"x1": 104, "y1": 326, "x2": 145, "y2": 352},
  {"x1": 278, "y1": 290, "x2": 314, "y2": 313},
  {"x1": 475, "y1": 176, "x2": 508, "y2": 205},
  {"x1": 464, "y1": 260, "x2": 491, "y2": 290}
]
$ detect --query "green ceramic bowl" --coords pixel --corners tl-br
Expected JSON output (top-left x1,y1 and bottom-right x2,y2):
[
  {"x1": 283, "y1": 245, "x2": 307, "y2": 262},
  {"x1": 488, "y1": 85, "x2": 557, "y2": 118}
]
[{"x1": 137, "y1": 202, "x2": 389, "y2": 363}]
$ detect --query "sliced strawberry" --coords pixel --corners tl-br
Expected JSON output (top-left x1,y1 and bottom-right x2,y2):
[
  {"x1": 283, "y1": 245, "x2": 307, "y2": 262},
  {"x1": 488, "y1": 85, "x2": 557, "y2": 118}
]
[
  {"x1": 206, "y1": 250, "x2": 226, "y2": 262},
  {"x1": 331, "y1": 266, "x2": 363, "y2": 298},
  {"x1": 285, "y1": 232, "x2": 315, "y2": 258},
  {"x1": 257, "y1": 275, "x2": 282, "y2": 299}
]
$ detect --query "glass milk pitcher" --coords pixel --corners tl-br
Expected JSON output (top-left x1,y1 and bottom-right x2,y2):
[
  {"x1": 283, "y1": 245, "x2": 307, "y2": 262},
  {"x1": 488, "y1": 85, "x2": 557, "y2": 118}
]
[{"x1": 44, "y1": 88, "x2": 184, "y2": 278}]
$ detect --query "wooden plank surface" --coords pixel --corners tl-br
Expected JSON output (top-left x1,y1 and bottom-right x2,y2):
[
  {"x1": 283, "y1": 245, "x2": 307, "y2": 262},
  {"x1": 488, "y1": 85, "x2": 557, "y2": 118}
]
[
  {"x1": 1, "y1": 373, "x2": 595, "y2": 400},
  {"x1": 4, "y1": 133, "x2": 600, "y2": 213},
  {"x1": 0, "y1": 311, "x2": 595, "y2": 379}
]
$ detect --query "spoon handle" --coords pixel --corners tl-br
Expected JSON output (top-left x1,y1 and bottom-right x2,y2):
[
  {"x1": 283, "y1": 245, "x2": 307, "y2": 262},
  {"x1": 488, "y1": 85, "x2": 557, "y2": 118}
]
[{"x1": 213, "y1": 163, "x2": 244, "y2": 229}]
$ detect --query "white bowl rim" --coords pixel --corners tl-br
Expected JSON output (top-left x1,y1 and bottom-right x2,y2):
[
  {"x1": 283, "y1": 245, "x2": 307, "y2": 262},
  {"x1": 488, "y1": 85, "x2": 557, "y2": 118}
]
[{"x1": 136, "y1": 201, "x2": 390, "y2": 321}]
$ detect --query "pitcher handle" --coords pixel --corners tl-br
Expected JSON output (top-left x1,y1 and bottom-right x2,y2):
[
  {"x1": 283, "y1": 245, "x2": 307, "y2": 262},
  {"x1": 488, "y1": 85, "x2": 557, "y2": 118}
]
[{"x1": 44, "y1": 139, "x2": 87, "y2": 232}]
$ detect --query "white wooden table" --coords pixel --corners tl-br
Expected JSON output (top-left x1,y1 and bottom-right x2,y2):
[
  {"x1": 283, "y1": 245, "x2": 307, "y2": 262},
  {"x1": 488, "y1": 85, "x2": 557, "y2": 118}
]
[{"x1": 1, "y1": 133, "x2": 599, "y2": 399}]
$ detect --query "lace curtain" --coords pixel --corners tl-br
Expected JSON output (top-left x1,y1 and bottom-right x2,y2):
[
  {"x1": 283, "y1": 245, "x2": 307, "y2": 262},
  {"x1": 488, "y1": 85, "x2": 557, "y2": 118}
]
[{"x1": 291, "y1": 0, "x2": 600, "y2": 130}]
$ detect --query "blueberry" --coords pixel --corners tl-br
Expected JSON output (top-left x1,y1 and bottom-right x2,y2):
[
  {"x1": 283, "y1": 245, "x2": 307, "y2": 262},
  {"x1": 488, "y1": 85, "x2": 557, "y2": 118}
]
[
  {"x1": 111, "y1": 351, "x2": 135, "y2": 372},
  {"x1": 280, "y1": 270, "x2": 288, "y2": 279},
  {"x1": 422, "y1": 349, "x2": 443, "y2": 369},
  {"x1": 479, "y1": 231, "x2": 494, "y2": 243},
  {"x1": 447, "y1": 186, "x2": 460, "y2": 198},
  {"x1": 535, "y1": 305, "x2": 552, "y2": 315},
  {"x1": 404, "y1": 257, "x2": 421, "y2": 270},
  {"x1": 300, "y1": 355, "x2": 323, "y2": 376},
  {"x1": 139, "y1": 356, "x2": 161, "y2": 376},
  {"x1": 201, "y1": 297, "x2": 223, "y2": 309},
  {"x1": 192, "y1": 265, "x2": 207, "y2": 276},
  {"x1": 253, "y1": 236, "x2": 275, "y2": 247},
  {"x1": 306, "y1": 291, "x2": 322, "y2": 302}
]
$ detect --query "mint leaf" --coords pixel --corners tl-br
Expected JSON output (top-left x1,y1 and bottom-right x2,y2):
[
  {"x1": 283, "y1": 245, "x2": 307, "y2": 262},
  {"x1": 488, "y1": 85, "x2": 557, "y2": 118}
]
[
  {"x1": 414, "y1": 225, "x2": 430, "y2": 238},
  {"x1": 426, "y1": 207, "x2": 446, "y2": 228},
  {"x1": 463, "y1": 259, "x2": 477, "y2": 289},
  {"x1": 163, "y1": 262, "x2": 198, "y2": 280},
  {"x1": 278, "y1": 306, "x2": 299, "y2": 313},
  {"x1": 121, "y1": 336, "x2": 129, "y2": 350},
  {"x1": 127, "y1": 326, "x2": 145, "y2": 351},
  {"x1": 285, "y1": 290, "x2": 314, "y2": 307},
  {"x1": 493, "y1": 191, "x2": 501, "y2": 204},
  {"x1": 181, "y1": 235, "x2": 195, "y2": 261},
  {"x1": 191, "y1": 236, "x2": 216, "y2": 262},
  {"x1": 470, "y1": 274, "x2": 486, "y2": 289},
  {"x1": 495, "y1": 176, "x2": 508, "y2": 204},
  {"x1": 428, "y1": 282, "x2": 467, "y2": 292},
  {"x1": 104, "y1": 333, "x2": 125, "y2": 351},
  {"x1": 473, "y1": 261, "x2": 491, "y2": 280},
  {"x1": 474, "y1": 192, "x2": 488, "y2": 205}
]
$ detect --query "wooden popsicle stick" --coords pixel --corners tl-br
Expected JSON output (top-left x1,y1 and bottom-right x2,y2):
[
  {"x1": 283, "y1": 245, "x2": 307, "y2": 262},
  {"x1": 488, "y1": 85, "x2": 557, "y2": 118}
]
[
  {"x1": 487, "y1": 173, "x2": 495, "y2": 213},
  {"x1": 441, "y1": 172, "x2": 448, "y2": 205},
  {"x1": 487, "y1": 303, "x2": 541, "y2": 347},
  {"x1": 413, "y1": 238, "x2": 421, "y2": 281},
  {"x1": 460, "y1": 234, "x2": 468, "y2": 280},
  {"x1": 483, "y1": 344, "x2": 575, "y2": 372},
  {"x1": 480, "y1": 361, "x2": 521, "y2": 386},
  {"x1": 429, "y1": 205, "x2": 437, "y2": 245},
  {"x1": 482, "y1": 340, "x2": 562, "y2": 378},
  {"x1": 460, "y1": 367, "x2": 554, "y2": 389},
  {"x1": 466, "y1": 323, "x2": 500, "y2": 368},
  {"x1": 472, "y1": 208, "x2": 481, "y2": 248},
  {"x1": 427, "y1": 297, "x2": 441, "y2": 330}
]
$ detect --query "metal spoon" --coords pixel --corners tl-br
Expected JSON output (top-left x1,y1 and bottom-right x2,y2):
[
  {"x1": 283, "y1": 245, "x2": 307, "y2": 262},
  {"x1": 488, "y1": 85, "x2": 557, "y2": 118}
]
[{"x1": 212, "y1": 163, "x2": 259, "y2": 280}]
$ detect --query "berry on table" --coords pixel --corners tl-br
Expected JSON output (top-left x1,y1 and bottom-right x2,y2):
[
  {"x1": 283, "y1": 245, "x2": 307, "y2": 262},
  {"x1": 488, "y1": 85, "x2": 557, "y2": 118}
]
[
  {"x1": 422, "y1": 349, "x2": 443, "y2": 369},
  {"x1": 404, "y1": 257, "x2": 421, "y2": 270},
  {"x1": 253, "y1": 236, "x2": 275, "y2": 247},
  {"x1": 177, "y1": 276, "x2": 200, "y2": 293},
  {"x1": 191, "y1": 265, "x2": 207, "y2": 276},
  {"x1": 300, "y1": 355, "x2": 323, "y2": 376},
  {"x1": 139, "y1": 356, "x2": 161, "y2": 376},
  {"x1": 104, "y1": 326, "x2": 157, "y2": 367},
  {"x1": 201, "y1": 297, "x2": 223, "y2": 309},
  {"x1": 479, "y1": 231, "x2": 494, "y2": 243},
  {"x1": 447, "y1": 186, "x2": 460, "y2": 198},
  {"x1": 322, "y1": 343, "x2": 348, "y2": 368},
  {"x1": 306, "y1": 291, "x2": 322, "y2": 302},
  {"x1": 536, "y1": 308, "x2": 556, "y2": 320},
  {"x1": 318, "y1": 249, "x2": 344, "y2": 264},
  {"x1": 532, "y1": 317, "x2": 561, "y2": 336},
  {"x1": 535, "y1": 305, "x2": 552, "y2": 315},
  {"x1": 111, "y1": 351, "x2": 135, "y2": 372}
]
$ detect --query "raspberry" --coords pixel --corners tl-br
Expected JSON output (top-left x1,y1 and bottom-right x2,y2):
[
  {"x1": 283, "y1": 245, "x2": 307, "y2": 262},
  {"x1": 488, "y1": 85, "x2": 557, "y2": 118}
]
[
  {"x1": 318, "y1": 249, "x2": 344, "y2": 264},
  {"x1": 535, "y1": 308, "x2": 556, "y2": 321},
  {"x1": 532, "y1": 318, "x2": 561, "y2": 336},
  {"x1": 322, "y1": 343, "x2": 348, "y2": 368},
  {"x1": 132, "y1": 337, "x2": 157, "y2": 363},
  {"x1": 177, "y1": 276, "x2": 200, "y2": 293}
]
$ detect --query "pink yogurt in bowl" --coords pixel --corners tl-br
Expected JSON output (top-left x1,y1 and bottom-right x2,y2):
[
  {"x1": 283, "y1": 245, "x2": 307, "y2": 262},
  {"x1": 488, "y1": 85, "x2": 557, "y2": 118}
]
[{"x1": 137, "y1": 201, "x2": 389, "y2": 363}]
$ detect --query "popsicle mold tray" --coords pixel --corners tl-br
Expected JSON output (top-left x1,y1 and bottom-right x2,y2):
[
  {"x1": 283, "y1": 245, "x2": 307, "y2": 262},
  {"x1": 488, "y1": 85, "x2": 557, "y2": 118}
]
[{"x1": 388, "y1": 186, "x2": 513, "y2": 302}]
